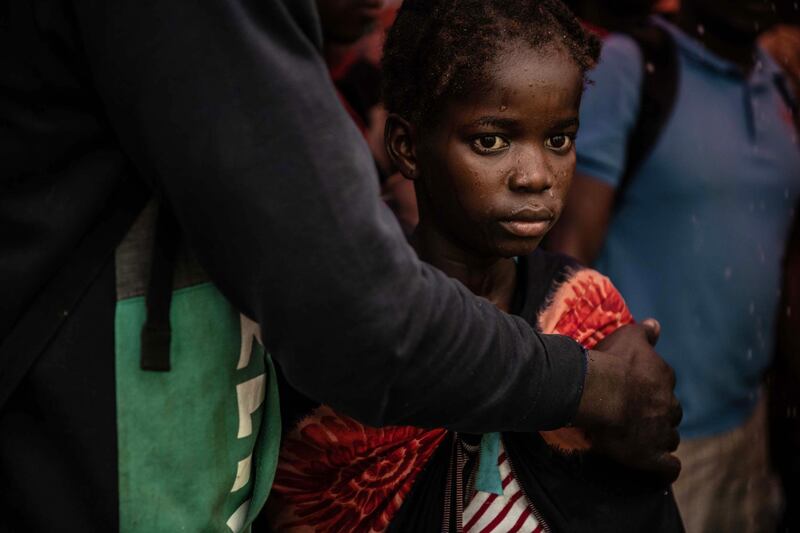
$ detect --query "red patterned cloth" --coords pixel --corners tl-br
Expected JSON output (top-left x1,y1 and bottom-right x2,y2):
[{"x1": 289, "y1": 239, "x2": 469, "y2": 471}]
[
  {"x1": 269, "y1": 407, "x2": 447, "y2": 532},
  {"x1": 268, "y1": 266, "x2": 633, "y2": 532}
]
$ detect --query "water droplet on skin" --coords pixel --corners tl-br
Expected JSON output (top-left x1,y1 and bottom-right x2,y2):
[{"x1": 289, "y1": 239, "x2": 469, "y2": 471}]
[{"x1": 696, "y1": 24, "x2": 705, "y2": 35}]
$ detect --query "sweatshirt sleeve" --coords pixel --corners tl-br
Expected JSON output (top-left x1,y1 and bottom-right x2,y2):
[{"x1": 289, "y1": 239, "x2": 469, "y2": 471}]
[{"x1": 71, "y1": 0, "x2": 586, "y2": 432}]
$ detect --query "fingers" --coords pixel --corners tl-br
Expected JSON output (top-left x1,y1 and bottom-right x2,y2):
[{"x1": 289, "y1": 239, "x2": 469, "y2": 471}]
[{"x1": 641, "y1": 317, "x2": 660, "y2": 346}]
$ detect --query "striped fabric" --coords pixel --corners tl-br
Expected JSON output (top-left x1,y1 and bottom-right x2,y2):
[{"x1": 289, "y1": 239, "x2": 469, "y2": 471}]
[{"x1": 463, "y1": 443, "x2": 542, "y2": 533}]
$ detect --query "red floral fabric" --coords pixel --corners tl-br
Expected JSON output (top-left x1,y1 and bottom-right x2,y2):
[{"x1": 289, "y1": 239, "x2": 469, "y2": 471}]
[
  {"x1": 542, "y1": 268, "x2": 633, "y2": 350},
  {"x1": 269, "y1": 406, "x2": 447, "y2": 532},
  {"x1": 539, "y1": 268, "x2": 634, "y2": 452},
  {"x1": 268, "y1": 268, "x2": 633, "y2": 532}
]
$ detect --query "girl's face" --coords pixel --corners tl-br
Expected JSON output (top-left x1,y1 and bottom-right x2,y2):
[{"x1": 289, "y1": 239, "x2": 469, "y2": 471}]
[{"x1": 413, "y1": 43, "x2": 584, "y2": 258}]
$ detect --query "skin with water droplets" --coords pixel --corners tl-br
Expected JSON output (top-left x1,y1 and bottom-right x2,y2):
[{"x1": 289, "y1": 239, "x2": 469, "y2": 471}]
[{"x1": 389, "y1": 41, "x2": 583, "y2": 307}]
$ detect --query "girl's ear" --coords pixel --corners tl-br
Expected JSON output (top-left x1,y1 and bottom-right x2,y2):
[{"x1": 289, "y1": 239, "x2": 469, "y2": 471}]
[{"x1": 384, "y1": 114, "x2": 420, "y2": 181}]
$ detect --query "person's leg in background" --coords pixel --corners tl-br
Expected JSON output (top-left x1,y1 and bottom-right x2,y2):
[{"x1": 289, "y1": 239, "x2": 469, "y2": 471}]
[{"x1": 673, "y1": 396, "x2": 783, "y2": 533}]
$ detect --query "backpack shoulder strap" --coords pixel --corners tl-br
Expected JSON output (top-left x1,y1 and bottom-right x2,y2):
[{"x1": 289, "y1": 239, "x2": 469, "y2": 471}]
[
  {"x1": 0, "y1": 177, "x2": 149, "y2": 410},
  {"x1": 615, "y1": 24, "x2": 680, "y2": 208}
]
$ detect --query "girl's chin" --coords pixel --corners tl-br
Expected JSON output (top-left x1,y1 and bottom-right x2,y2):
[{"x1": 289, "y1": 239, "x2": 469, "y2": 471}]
[{"x1": 495, "y1": 240, "x2": 541, "y2": 259}]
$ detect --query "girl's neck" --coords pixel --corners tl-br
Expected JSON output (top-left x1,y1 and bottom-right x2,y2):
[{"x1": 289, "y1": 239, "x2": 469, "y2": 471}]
[{"x1": 412, "y1": 220, "x2": 518, "y2": 312}]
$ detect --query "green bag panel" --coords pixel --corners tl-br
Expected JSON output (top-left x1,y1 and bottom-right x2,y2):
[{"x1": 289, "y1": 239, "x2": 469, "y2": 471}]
[{"x1": 115, "y1": 282, "x2": 281, "y2": 532}]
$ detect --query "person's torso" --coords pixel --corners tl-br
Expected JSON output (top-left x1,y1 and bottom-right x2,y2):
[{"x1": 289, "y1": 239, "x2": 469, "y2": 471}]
[{"x1": 597, "y1": 20, "x2": 800, "y2": 437}]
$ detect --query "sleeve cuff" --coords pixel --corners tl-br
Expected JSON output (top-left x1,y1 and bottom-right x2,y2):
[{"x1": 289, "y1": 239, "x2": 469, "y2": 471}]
[{"x1": 529, "y1": 333, "x2": 588, "y2": 430}]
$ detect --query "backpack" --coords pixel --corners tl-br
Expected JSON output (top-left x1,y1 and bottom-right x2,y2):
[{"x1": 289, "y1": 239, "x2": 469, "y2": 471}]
[{"x1": 614, "y1": 23, "x2": 680, "y2": 209}]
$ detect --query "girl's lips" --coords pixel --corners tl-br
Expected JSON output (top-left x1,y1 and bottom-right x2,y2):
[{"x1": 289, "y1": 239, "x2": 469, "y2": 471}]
[{"x1": 499, "y1": 219, "x2": 551, "y2": 238}]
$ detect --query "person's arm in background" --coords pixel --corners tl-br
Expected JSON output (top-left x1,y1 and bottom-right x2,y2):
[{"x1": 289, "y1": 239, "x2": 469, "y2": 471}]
[
  {"x1": 550, "y1": 34, "x2": 644, "y2": 267},
  {"x1": 549, "y1": 173, "x2": 615, "y2": 265},
  {"x1": 72, "y1": 0, "x2": 678, "y2": 478}
]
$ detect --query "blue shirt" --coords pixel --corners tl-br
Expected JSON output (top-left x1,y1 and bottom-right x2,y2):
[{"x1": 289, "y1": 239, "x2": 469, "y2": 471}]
[{"x1": 576, "y1": 18, "x2": 800, "y2": 438}]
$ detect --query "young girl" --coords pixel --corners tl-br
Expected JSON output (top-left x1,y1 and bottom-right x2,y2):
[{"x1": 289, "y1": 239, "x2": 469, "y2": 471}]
[{"x1": 266, "y1": 1, "x2": 682, "y2": 531}]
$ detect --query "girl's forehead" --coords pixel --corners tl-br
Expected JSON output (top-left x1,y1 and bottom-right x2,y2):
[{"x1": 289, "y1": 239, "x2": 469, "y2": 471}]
[{"x1": 462, "y1": 45, "x2": 583, "y2": 109}]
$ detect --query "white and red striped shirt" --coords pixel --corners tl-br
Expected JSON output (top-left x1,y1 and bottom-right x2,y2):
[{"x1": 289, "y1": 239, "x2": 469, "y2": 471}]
[{"x1": 463, "y1": 442, "x2": 543, "y2": 533}]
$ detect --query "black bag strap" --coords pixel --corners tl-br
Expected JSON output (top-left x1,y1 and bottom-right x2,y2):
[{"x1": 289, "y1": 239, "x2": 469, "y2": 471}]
[
  {"x1": 140, "y1": 200, "x2": 180, "y2": 371},
  {"x1": 0, "y1": 177, "x2": 149, "y2": 410},
  {"x1": 615, "y1": 24, "x2": 680, "y2": 209}
]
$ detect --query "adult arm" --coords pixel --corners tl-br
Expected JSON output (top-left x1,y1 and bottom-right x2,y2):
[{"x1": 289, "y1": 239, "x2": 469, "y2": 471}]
[{"x1": 70, "y1": 0, "x2": 584, "y2": 433}]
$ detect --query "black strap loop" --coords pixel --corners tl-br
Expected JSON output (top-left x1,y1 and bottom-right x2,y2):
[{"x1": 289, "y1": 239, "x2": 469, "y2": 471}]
[{"x1": 140, "y1": 200, "x2": 180, "y2": 371}]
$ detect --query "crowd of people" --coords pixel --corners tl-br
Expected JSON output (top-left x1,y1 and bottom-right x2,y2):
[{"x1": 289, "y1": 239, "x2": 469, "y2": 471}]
[{"x1": 1, "y1": 0, "x2": 798, "y2": 532}]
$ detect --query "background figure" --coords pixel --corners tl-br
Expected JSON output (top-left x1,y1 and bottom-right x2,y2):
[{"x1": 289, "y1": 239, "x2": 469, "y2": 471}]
[
  {"x1": 760, "y1": 14, "x2": 800, "y2": 532},
  {"x1": 563, "y1": 0, "x2": 658, "y2": 34},
  {"x1": 550, "y1": 0, "x2": 800, "y2": 531},
  {"x1": 316, "y1": 0, "x2": 419, "y2": 235}
]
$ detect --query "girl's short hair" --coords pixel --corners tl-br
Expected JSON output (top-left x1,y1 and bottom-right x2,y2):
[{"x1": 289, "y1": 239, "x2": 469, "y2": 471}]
[{"x1": 382, "y1": 0, "x2": 601, "y2": 127}]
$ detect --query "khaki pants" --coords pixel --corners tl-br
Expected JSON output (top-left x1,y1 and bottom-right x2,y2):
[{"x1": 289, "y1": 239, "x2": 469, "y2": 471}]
[{"x1": 673, "y1": 397, "x2": 784, "y2": 533}]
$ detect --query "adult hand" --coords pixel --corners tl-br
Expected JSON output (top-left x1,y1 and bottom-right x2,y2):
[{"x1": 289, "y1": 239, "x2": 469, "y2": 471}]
[{"x1": 573, "y1": 319, "x2": 682, "y2": 483}]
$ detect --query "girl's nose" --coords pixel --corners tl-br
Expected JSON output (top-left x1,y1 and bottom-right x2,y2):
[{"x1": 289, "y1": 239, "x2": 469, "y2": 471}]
[{"x1": 507, "y1": 149, "x2": 553, "y2": 193}]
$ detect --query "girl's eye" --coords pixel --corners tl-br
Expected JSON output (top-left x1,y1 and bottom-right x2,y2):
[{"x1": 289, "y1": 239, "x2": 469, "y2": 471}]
[
  {"x1": 472, "y1": 135, "x2": 510, "y2": 154},
  {"x1": 545, "y1": 135, "x2": 573, "y2": 153}
]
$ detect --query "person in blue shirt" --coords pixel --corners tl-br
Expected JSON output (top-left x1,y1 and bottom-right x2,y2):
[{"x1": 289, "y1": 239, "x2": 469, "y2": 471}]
[{"x1": 551, "y1": 0, "x2": 800, "y2": 531}]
